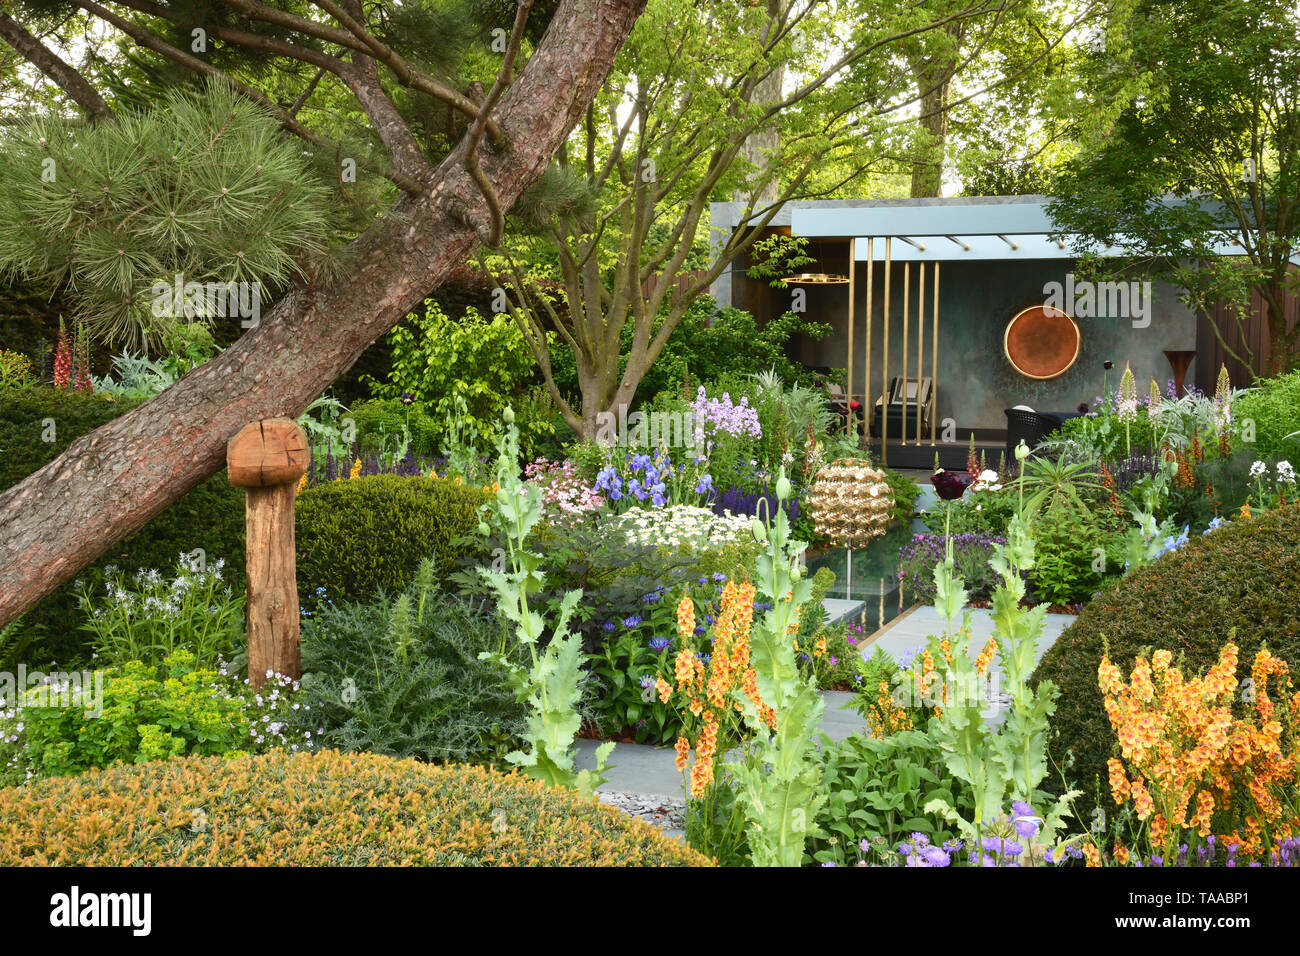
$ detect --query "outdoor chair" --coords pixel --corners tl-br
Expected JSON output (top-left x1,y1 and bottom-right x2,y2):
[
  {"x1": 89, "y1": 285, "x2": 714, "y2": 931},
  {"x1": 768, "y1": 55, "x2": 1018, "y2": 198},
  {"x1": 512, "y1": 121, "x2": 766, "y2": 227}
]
[
  {"x1": 1004, "y1": 406, "x2": 1060, "y2": 465},
  {"x1": 871, "y1": 376, "x2": 934, "y2": 439}
]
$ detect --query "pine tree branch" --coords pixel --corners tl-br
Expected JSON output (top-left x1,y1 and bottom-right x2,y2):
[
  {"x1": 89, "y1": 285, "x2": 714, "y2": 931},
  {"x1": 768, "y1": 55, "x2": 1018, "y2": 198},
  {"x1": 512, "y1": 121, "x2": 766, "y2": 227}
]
[
  {"x1": 105, "y1": 0, "x2": 430, "y2": 181},
  {"x1": 288, "y1": 67, "x2": 327, "y2": 116},
  {"x1": 283, "y1": 0, "x2": 505, "y2": 148},
  {"x1": 461, "y1": 0, "x2": 534, "y2": 247},
  {"x1": 64, "y1": 0, "x2": 426, "y2": 194},
  {"x1": 0, "y1": 10, "x2": 112, "y2": 121}
]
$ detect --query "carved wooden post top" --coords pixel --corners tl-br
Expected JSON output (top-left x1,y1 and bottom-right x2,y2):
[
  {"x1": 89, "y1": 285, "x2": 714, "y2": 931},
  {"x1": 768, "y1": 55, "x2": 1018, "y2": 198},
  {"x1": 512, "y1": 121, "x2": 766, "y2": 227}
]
[{"x1": 226, "y1": 419, "x2": 309, "y2": 487}]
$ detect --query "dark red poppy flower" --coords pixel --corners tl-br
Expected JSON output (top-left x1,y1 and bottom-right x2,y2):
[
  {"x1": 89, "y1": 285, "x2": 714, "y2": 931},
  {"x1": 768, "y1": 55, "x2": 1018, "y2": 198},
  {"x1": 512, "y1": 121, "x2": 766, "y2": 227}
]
[{"x1": 931, "y1": 470, "x2": 972, "y2": 500}]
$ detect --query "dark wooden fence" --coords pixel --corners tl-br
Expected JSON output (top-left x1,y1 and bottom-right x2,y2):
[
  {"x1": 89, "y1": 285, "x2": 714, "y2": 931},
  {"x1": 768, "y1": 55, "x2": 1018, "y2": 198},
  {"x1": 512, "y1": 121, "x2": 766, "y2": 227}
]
[{"x1": 1196, "y1": 273, "x2": 1300, "y2": 390}]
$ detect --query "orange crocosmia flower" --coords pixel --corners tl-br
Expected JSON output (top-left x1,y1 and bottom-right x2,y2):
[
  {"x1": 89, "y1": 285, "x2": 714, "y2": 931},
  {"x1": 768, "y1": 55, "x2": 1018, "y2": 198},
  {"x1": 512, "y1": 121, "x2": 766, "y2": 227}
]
[
  {"x1": 674, "y1": 649, "x2": 696, "y2": 687},
  {"x1": 1108, "y1": 758, "x2": 1131, "y2": 804},
  {"x1": 655, "y1": 677, "x2": 673, "y2": 705},
  {"x1": 1190, "y1": 790, "x2": 1215, "y2": 836},
  {"x1": 676, "y1": 593, "x2": 696, "y2": 641},
  {"x1": 1131, "y1": 778, "x2": 1154, "y2": 820},
  {"x1": 674, "y1": 735, "x2": 690, "y2": 772}
]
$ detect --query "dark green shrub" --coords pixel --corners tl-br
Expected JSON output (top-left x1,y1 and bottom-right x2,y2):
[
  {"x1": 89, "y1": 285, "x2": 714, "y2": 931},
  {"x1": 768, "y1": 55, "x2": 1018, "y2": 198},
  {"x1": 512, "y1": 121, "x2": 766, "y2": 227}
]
[
  {"x1": 1031, "y1": 505, "x2": 1300, "y2": 821},
  {"x1": 295, "y1": 474, "x2": 491, "y2": 602},
  {"x1": 0, "y1": 750, "x2": 712, "y2": 866},
  {"x1": 548, "y1": 296, "x2": 833, "y2": 405},
  {"x1": 0, "y1": 387, "x2": 245, "y2": 664},
  {"x1": 296, "y1": 567, "x2": 524, "y2": 764}
]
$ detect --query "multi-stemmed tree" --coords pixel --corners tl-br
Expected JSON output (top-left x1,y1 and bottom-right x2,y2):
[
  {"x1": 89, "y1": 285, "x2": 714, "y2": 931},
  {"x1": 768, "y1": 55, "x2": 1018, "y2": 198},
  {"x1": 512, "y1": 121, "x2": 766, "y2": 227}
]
[
  {"x1": 487, "y1": 0, "x2": 1095, "y2": 437},
  {"x1": 0, "y1": 0, "x2": 647, "y2": 628}
]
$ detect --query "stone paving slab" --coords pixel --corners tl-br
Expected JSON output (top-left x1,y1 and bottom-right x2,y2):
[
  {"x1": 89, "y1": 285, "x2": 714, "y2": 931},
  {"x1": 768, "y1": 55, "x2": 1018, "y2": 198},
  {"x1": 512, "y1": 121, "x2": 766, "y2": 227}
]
[
  {"x1": 861, "y1": 604, "x2": 1073, "y2": 670},
  {"x1": 822, "y1": 597, "x2": 865, "y2": 626},
  {"x1": 575, "y1": 689, "x2": 869, "y2": 800}
]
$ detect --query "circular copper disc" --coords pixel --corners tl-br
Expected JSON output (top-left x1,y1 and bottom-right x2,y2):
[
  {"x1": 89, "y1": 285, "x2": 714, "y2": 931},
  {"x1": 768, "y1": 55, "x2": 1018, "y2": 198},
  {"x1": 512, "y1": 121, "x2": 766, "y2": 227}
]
[{"x1": 1004, "y1": 305, "x2": 1081, "y2": 380}]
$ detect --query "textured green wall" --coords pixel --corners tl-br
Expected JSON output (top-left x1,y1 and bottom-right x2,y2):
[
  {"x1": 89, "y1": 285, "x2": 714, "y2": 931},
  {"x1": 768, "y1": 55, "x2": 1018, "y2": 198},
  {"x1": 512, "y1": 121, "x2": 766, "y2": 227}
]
[{"x1": 776, "y1": 258, "x2": 1198, "y2": 431}]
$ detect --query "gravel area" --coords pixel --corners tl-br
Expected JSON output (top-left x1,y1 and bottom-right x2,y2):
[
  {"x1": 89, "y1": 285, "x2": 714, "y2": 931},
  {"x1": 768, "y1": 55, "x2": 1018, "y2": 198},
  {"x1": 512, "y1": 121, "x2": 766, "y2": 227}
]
[{"x1": 597, "y1": 790, "x2": 686, "y2": 834}]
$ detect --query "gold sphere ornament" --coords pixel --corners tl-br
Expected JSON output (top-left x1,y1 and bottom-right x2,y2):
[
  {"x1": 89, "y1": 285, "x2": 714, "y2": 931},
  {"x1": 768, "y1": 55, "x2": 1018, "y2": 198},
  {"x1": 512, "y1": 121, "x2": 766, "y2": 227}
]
[{"x1": 805, "y1": 458, "x2": 895, "y2": 548}]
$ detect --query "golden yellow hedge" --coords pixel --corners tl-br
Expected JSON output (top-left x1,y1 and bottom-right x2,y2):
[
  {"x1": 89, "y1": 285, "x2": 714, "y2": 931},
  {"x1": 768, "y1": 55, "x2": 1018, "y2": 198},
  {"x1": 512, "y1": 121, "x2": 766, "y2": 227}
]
[{"x1": 0, "y1": 749, "x2": 712, "y2": 867}]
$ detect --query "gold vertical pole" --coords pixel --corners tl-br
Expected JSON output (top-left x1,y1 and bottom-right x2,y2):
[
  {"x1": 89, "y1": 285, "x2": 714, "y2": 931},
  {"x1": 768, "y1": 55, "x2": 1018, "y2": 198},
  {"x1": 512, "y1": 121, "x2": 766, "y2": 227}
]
[
  {"x1": 846, "y1": 238, "x2": 856, "y2": 439},
  {"x1": 881, "y1": 237, "x2": 891, "y2": 467},
  {"x1": 931, "y1": 262, "x2": 940, "y2": 445},
  {"x1": 916, "y1": 262, "x2": 926, "y2": 444},
  {"x1": 901, "y1": 262, "x2": 910, "y2": 446},
  {"x1": 864, "y1": 238, "x2": 873, "y2": 444}
]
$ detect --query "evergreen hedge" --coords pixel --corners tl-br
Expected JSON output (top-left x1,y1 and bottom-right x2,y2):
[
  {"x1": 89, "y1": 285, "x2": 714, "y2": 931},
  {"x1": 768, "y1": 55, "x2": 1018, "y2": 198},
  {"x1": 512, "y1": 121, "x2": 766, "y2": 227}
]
[{"x1": 295, "y1": 474, "x2": 492, "y2": 602}]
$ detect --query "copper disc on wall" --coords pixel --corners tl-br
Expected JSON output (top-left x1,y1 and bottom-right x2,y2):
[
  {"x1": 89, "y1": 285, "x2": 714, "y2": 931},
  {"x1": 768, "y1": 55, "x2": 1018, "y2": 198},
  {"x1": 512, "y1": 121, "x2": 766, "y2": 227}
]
[{"x1": 1004, "y1": 305, "x2": 1081, "y2": 380}]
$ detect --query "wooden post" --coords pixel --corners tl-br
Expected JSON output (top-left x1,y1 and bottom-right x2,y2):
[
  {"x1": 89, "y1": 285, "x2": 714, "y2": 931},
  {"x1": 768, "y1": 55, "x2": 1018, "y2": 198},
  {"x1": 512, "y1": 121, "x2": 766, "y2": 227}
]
[{"x1": 227, "y1": 419, "x2": 309, "y2": 689}]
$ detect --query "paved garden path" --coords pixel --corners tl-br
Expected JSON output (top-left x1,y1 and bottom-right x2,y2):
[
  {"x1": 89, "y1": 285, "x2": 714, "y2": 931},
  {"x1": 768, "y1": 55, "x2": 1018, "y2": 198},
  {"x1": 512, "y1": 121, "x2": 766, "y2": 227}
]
[{"x1": 577, "y1": 604, "x2": 1077, "y2": 804}]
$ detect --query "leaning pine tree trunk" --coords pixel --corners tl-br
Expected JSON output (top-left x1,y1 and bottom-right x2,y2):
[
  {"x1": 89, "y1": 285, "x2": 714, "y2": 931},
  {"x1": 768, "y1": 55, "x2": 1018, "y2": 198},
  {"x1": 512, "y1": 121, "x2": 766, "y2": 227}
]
[{"x1": 0, "y1": 0, "x2": 646, "y2": 628}]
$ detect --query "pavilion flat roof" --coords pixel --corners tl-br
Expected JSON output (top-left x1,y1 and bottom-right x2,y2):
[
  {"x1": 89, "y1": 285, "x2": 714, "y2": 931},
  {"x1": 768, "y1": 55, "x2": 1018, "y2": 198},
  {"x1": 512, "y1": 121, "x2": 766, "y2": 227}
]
[{"x1": 708, "y1": 196, "x2": 1263, "y2": 262}]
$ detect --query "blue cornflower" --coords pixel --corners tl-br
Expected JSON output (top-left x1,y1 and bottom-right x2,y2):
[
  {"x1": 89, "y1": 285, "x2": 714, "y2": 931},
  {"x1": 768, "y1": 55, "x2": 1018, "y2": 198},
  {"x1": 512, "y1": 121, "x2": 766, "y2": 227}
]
[
  {"x1": 648, "y1": 636, "x2": 673, "y2": 652},
  {"x1": 643, "y1": 591, "x2": 662, "y2": 604},
  {"x1": 639, "y1": 674, "x2": 656, "y2": 689},
  {"x1": 622, "y1": 614, "x2": 643, "y2": 628},
  {"x1": 711, "y1": 572, "x2": 726, "y2": 582}
]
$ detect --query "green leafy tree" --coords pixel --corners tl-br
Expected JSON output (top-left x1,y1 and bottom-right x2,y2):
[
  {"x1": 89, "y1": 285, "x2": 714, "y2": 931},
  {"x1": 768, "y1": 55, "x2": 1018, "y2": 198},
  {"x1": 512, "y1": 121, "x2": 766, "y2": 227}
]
[
  {"x1": 489, "y1": 0, "x2": 1048, "y2": 438},
  {"x1": 1048, "y1": 0, "x2": 1300, "y2": 377}
]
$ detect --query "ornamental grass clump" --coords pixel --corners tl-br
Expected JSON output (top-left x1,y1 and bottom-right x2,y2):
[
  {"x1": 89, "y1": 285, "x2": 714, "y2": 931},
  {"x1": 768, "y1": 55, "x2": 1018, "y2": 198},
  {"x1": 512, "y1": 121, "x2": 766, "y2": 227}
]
[
  {"x1": 1090, "y1": 637, "x2": 1300, "y2": 865},
  {"x1": 0, "y1": 750, "x2": 711, "y2": 866}
]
